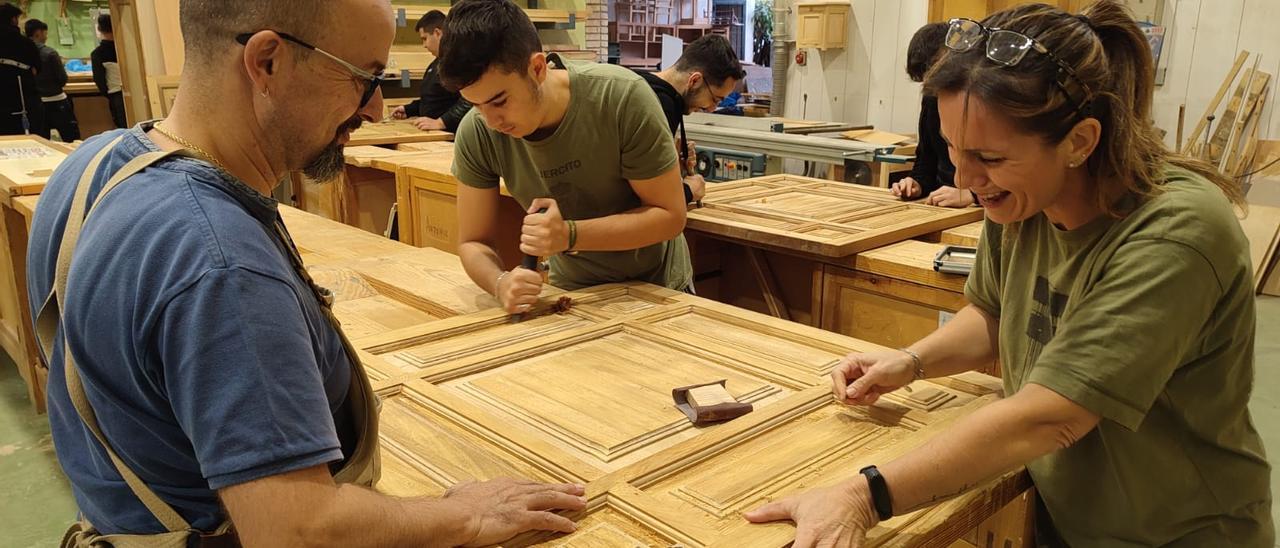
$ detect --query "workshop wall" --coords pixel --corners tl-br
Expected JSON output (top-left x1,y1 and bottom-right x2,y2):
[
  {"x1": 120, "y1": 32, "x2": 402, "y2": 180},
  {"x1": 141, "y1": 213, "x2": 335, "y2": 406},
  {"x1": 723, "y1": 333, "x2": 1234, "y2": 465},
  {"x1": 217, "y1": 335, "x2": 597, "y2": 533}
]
[
  {"x1": 781, "y1": 0, "x2": 1280, "y2": 145},
  {"x1": 1152, "y1": 0, "x2": 1280, "y2": 150},
  {"x1": 781, "y1": 0, "x2": 930, "y2": 134}
]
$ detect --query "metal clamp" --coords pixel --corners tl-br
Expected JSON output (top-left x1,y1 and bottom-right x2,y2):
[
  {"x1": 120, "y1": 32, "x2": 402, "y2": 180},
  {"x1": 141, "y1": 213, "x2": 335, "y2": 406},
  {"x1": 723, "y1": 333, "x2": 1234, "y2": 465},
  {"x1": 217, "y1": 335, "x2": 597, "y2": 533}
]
[{"x1": 933, "y1": 245, "x2": 977, "y2": 276}]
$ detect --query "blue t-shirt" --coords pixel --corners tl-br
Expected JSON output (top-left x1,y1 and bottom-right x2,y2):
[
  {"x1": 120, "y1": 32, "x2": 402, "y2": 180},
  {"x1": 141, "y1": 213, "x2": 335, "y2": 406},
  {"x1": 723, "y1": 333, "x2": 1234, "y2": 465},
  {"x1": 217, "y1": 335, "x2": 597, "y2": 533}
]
[{"x1": 27, "y1": 125, "x2": 358, "y2": 534}]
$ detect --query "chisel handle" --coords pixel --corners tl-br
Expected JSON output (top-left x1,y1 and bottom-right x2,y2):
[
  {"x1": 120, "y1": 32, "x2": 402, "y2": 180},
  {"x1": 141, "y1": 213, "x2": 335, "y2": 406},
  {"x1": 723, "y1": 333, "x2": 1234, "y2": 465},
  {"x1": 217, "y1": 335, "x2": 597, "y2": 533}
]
[{"x1": 519, "y1": 207, "x2": 549, "y2": 271}]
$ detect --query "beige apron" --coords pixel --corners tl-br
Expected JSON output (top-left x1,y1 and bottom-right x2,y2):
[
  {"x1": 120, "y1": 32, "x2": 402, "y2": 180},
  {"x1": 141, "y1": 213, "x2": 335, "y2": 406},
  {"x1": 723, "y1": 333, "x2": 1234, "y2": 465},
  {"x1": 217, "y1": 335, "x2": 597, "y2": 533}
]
[{"x1": 34, "y1": 135, "x2": 381, "y2": 548}]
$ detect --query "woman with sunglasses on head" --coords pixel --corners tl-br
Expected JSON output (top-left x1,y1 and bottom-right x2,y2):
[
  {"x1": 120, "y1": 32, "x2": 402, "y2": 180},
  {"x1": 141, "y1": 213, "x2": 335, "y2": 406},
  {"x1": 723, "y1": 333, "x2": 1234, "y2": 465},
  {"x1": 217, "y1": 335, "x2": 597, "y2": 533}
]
[{"x1": 746, "y1": 2, "x2": 1273, "y2": 546}]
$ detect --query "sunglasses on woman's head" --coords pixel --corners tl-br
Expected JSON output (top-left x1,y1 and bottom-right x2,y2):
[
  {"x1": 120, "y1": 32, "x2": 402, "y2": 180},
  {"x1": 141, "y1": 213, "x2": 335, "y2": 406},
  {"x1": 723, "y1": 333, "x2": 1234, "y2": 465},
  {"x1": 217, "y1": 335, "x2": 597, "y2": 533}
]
[{"x1": 945, "y1": 18, "x2": 1093, "y2": 116}]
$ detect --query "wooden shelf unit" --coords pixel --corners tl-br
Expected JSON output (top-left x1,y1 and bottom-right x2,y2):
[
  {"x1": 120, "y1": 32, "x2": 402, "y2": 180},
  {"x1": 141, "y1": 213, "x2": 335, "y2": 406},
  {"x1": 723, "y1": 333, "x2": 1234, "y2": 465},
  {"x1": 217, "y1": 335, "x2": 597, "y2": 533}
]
[{"x1": 386, "y1": 2, "x2": 591, "y2": 80}]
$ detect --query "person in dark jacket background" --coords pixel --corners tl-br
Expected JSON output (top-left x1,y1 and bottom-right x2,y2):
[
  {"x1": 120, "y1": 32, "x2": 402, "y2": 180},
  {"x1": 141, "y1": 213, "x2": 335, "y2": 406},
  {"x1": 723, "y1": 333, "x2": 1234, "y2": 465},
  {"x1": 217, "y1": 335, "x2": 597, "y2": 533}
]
[
  {"x1": 635, "y1": 35, "x2": 744, "y2": 204},
  {"x1": 389, "y1": 10, "x2": 472, "y2": 132},
  {"x1": 1, "y1": 3, "x2": 48, "y2": 137},
  {"x1": 91, "y1": 12, "x2": 126, "y2": 128},
  {"x1": 25, "y1": 18, "x2": 79, "y2": 141},
  {"x1": 892, "y1": 22, "x2": 974, "y2": 208}
]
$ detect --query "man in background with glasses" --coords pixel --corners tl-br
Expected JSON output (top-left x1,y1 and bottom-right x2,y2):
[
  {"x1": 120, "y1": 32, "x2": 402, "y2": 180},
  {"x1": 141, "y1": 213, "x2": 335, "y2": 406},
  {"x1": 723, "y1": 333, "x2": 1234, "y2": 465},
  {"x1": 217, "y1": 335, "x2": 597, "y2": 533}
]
[
  {"x1": 635, "y1": 34, "x2": 746, "y2": 204},
  {"x1": 28, "y1": 1, "x2": 584, "y2": 546}
]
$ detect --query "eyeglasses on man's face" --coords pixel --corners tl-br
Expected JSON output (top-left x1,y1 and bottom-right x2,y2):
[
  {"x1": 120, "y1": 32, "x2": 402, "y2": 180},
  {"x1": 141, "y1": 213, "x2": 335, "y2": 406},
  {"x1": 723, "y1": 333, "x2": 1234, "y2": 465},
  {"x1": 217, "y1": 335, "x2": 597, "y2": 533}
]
[{"x1": 235, "y1": 31, "x2": 385, "y2": 109}]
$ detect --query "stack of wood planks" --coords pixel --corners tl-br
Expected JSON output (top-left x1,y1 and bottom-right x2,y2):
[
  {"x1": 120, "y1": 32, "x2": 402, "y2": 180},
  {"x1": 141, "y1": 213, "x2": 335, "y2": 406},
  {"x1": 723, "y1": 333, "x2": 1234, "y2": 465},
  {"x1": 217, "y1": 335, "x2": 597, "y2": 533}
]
[{"x1": 1182, "y1": 51, "x2": 1272, "y2": 179}]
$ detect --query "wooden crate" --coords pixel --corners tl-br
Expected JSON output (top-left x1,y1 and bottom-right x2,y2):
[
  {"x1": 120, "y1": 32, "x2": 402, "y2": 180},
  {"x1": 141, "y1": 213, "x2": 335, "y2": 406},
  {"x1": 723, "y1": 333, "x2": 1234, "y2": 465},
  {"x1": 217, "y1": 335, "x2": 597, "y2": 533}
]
[
  {"x1": 397, "y1": 155, "x2": 526, "y2": 268},
  {"x1": 360, "y1": 281, "x2": 1031, "y2": 544},
  {"x1": 687, "y1": 175, "x2": 984, "y2": 258},
  {"x1": 291, "y1": 166, "x2": 399, "y2": 237},
  {"x1": 821, "y1": 240, "x2": 968, "y2": 350}
]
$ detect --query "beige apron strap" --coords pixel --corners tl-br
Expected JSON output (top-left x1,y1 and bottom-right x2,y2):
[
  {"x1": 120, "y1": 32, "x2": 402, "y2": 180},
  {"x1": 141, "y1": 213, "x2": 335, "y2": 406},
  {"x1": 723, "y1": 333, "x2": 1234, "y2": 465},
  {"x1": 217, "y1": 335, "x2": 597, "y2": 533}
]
[
  {"x1": 41, "y1": 141, "x2": 195, "y2": 534},
  {"x1": 35, "y1": 135, "x2": 125, "y2": 357},
  {"x1": 270, "y1": 219, "x2": 380, "y2": 487}
]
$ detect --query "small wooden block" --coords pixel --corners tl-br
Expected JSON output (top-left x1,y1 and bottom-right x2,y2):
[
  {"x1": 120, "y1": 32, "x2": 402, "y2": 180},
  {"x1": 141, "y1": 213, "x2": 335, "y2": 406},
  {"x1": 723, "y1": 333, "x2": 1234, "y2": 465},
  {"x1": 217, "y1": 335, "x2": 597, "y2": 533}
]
[
  {"x1": 905, "y1": 386, "x2": 957, "y2": 411},
  {"x1": 907, "y1": 387, "x2": 943, "y2": 404},
  {"x1": 687, "y1": 384, "x2": 736, "y2": 408}
]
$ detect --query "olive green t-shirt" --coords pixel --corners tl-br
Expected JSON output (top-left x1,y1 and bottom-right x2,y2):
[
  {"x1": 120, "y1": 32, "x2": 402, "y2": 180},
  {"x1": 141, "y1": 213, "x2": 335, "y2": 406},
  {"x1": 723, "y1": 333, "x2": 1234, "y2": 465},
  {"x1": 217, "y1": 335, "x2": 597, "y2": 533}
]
[
  {"x1": 967, "y1": 167, "x2": 1273, "y2": 547},
  {"x1": 451, "y1": 55, "x2": 690, "y2": 291}
]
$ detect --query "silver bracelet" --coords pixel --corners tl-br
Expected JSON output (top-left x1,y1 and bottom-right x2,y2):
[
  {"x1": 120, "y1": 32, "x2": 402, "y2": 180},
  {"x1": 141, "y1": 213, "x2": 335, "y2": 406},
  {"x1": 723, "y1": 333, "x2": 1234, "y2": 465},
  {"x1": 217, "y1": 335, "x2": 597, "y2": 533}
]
[
  {"x1": 494, "y1": 270, "x2": 510, "y2": 294},
  {"x1": 900, "y1": 348, "x2": 926, "y2": 381}
]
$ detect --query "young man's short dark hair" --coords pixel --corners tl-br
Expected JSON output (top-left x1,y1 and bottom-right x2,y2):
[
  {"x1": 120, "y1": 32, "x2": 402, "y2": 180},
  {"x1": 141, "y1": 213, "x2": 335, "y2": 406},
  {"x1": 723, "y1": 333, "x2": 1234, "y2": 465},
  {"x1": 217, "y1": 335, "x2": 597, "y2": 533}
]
[
  {"x1": 415, "y1": 10, "x2": 447, "y2": 33},
  {"x1": 438, "y1": 0, "x2": 541, "y2": 91},
  {"x1": 673, "y1": 35, "x2": 746, "y2": 87},
  {"x1": 0, "y1": 2, "x2": 23, "y2": 24},
  {"x1": 97, "y1": 12, "x2": 112, "y2": 34},
  {"x1": 24, "y1": 18, "x2": 47, "y2": 37},
  {"x1": 906, "y1": 22, "x2": 948, "y2": 83}
]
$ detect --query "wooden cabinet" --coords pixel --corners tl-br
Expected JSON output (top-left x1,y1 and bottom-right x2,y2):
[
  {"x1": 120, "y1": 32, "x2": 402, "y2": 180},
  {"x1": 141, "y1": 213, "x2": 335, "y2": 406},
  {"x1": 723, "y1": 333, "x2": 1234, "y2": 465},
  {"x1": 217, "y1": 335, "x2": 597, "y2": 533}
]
[
  {"x1": 396, "y1": 154, "x2": 526, "y2": 268},
  {"x1": 796, "y1": 0, "x2": 851, "y2": 50},
  {"x1": 357, "y1": 281, "x2": 1031, "y2": 545}
]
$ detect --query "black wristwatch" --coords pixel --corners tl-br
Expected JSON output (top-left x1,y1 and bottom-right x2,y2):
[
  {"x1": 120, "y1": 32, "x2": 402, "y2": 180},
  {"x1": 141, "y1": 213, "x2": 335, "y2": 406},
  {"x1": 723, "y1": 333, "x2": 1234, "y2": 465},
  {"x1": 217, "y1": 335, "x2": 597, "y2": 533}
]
[{"x1": 859, "y1": 465, "x2": 894, "y2": 521}]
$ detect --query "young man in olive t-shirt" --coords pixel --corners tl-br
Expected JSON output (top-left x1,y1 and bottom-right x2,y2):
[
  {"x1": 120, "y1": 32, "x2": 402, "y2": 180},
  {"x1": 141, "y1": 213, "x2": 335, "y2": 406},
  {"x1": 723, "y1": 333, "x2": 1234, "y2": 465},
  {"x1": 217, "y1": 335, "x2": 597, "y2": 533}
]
[{"x1": 439, "y1": 0, "x2": 690, "y2": 314}]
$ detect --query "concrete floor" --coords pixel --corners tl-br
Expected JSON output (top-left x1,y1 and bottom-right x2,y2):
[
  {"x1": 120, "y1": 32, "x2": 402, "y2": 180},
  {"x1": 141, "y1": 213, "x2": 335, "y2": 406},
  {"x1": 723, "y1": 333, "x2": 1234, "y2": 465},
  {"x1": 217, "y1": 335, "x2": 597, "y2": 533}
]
[{"x1": 0, "y1": 297, "x2": 1277, "y2": 547}]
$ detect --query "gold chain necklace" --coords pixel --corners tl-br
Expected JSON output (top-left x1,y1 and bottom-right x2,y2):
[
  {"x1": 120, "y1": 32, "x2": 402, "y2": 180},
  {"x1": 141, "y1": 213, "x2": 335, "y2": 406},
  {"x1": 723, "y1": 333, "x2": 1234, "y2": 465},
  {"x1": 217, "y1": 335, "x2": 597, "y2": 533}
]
[{"x1": 151, "y1": 123, "x2": 232, "y2": 175}]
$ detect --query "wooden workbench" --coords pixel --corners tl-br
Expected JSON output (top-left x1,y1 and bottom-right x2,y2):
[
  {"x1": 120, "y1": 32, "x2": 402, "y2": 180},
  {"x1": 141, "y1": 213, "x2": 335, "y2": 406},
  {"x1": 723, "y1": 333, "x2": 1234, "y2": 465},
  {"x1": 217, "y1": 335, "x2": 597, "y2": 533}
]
[
  {"x1": 2, "y1": 168, "x2": 1032, "y2": 543},
  {"x1": 686, "y1": 175, "x2": 984, "y2": 349}
]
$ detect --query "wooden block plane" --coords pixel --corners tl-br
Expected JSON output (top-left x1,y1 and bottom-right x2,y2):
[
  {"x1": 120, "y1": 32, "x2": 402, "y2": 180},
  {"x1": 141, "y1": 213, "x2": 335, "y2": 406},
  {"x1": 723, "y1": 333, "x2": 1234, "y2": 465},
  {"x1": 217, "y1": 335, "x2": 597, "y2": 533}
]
[{"x1": 673, "y1": 379, "x2": 754, "y2": 426}]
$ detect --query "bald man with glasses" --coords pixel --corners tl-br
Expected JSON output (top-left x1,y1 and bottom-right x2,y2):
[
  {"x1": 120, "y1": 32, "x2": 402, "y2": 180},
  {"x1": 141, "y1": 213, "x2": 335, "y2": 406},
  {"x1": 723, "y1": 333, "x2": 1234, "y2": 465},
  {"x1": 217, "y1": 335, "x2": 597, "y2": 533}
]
[{"x1": 29, "y1": 1, "x2": 583, "y2": 546}]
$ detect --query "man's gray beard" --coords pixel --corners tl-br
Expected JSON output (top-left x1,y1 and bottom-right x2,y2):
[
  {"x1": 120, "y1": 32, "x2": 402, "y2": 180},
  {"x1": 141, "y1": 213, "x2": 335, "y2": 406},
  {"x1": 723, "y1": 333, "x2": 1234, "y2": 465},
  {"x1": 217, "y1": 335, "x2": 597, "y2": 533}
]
[{"x1": 301, "y1": 140, "x2": 345, "y2": 182}]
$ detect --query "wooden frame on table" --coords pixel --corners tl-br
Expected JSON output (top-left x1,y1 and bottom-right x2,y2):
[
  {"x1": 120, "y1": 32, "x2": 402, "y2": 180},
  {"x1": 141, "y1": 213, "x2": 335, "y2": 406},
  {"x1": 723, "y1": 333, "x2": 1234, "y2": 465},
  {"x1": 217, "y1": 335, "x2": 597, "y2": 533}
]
[{"x1": 345, "y1": 281, "x2": 1033, "y2": 546}]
